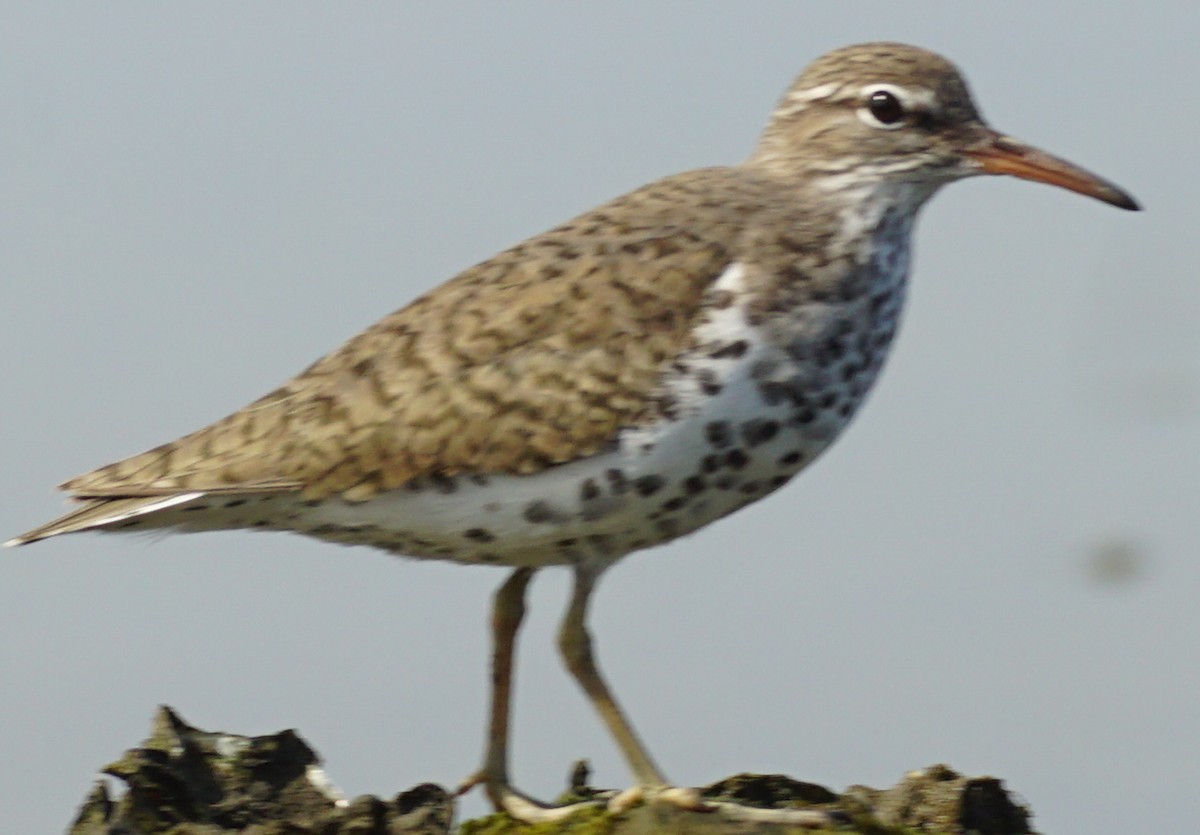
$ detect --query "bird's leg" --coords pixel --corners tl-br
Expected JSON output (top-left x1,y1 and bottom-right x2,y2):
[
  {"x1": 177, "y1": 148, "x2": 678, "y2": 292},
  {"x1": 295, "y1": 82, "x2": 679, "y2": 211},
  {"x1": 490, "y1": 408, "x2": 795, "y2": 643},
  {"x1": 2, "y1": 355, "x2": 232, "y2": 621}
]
[
  {"x1": 457, "y1": 568, "x2": 540, "y2": 808},
  {"x1": 459, "y1": 566, "x2": 619, "y2": 823},
  {"x1": 481, "y1": 566, "x2": 534, "y2": 795},
  {"x1": 555, "y1": 564, "x2": 709, "y2": 814},
  {"x1": 458, "y1": 565, "x2": 838, "y2": 826},
  {"x1": 457, "y1": 563, "x2": 698, "y2": 821},
  {"x1": 553, "y1": 567, "x2": 842, "y2": 827},
  {"x1": 557, "y1": 565, "x2": 664, "y2": 787}
]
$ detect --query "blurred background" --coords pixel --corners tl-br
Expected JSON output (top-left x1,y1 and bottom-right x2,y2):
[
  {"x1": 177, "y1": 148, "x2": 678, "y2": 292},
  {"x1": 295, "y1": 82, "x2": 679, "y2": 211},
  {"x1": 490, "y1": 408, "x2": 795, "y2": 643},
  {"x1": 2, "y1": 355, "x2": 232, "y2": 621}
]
[{"x1": 1, "y1": 4, "x2": 1194, "y2": 833}]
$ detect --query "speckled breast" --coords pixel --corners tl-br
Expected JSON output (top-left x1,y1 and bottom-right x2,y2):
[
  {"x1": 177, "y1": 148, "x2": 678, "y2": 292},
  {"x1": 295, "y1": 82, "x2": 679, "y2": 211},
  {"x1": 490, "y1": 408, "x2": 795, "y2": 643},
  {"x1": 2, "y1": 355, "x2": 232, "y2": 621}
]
[{"x1": 277, "y1": 255, "x2": 907, "y2": 568}]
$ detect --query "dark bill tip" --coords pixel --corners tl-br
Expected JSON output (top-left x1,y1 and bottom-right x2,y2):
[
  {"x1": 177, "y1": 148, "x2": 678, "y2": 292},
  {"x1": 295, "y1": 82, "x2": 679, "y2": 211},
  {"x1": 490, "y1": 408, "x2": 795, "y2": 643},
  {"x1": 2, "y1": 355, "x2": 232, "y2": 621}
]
[{"x1": 966, "y1": 132, "x2": 1141, "y2": 211}]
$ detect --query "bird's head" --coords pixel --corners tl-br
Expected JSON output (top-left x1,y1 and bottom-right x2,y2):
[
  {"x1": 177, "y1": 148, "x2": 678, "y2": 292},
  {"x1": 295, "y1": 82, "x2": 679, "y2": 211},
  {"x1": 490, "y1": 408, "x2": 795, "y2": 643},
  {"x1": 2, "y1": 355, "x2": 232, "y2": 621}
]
[{"x1": 752, "y1": 42, "x2": 1139, "y2": 211}]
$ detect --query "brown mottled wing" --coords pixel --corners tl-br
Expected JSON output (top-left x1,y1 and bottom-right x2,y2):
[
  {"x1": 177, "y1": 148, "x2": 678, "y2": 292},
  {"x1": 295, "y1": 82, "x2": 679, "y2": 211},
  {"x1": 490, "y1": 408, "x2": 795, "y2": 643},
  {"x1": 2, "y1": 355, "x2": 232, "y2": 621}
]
[{"x1": 60, "y1": 169, "x2": 755, "y2": 503}]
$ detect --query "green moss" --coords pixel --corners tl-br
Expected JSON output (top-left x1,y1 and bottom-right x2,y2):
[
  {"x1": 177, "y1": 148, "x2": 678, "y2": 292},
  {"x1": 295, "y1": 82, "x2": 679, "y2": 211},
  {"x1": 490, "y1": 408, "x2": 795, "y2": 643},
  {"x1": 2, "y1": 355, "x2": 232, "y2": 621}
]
[
  {"x1": 454, "y1": 808, "x2": 940, "y2": 835},
  {"x1": 457, "y1": 804, "x2": 613, "y2": 835}
]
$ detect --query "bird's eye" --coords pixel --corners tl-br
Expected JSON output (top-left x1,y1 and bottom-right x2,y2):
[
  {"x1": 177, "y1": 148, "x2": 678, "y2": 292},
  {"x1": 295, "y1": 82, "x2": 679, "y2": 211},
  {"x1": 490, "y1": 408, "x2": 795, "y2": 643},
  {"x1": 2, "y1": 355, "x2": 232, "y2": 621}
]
[
  {"x1": 859, "y1": 88, "x2": 907, "y2": 129},
  {"x1": 868, "y1": 91, "x2": 904, "y2": 123}
]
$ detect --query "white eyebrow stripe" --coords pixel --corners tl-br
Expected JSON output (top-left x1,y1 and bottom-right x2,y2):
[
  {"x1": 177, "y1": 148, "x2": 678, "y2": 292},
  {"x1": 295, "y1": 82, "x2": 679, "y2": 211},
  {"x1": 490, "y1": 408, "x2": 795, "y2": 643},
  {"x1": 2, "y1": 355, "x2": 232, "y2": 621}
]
[
  {"x1": 789, "y1": 81, "x2": 842, "y2": 103},
  {"x1": 775, "y1": 82, "x2": 846, "y2": 118}
]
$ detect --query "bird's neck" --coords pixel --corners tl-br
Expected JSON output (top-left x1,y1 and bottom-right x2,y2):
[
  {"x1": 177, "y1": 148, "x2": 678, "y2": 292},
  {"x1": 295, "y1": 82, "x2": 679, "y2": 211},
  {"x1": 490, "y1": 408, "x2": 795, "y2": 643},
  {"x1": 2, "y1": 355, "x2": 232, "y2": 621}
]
[
  {"x1": 746, "y1": 154, "x2": 940, "y2": 265},
  {"x1": 809, "y1": 170, "x2": 939, "y2": 266}
]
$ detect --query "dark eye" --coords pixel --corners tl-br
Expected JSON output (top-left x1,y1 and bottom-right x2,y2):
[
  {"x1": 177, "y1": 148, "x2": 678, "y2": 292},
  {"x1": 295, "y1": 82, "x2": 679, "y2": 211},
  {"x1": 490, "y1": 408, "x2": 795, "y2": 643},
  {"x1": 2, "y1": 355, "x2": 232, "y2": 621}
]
[{"x1": 867, "y1": 90, "x2": 905, "y2": 125}]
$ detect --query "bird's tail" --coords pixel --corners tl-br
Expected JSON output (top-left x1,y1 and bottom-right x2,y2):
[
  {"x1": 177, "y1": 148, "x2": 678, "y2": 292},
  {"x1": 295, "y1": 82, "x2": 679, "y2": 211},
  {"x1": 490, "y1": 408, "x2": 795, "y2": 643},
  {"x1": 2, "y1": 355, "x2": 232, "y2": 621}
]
[{"x1": 5, "y1": 493, "x2": 204, "y2": 547}]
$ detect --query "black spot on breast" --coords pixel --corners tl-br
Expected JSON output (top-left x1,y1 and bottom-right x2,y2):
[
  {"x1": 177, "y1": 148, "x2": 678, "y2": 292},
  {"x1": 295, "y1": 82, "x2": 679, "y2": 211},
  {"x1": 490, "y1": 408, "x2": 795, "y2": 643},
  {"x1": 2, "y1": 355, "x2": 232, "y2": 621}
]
[
  {"x1": 710, "y1": 340, "x2": 749, "y2": 360},
  {"x1": 223, "y1": 499, "x2": 247, "y2": 508},
  {"x1": 700, "y1": 455, "x2": 721, "y2": 474},
  {"x1": 769, "y1": 475, "x2": 790, "y2": 489},
  {"x1": 580, "y1": 478, "x2": 601, "y2": 502},
  {"x1": 661, "y1": 496, "x2": 687, "y2": 512},
  {"x1": 606, "y1": 468, "x2": 629, "y2": 494},
  {"x1": 779, "y1": 450, "x2": 805, "y2": 466},
  {"x1": 815, "y1": 338, "x2": 847, "y2": 368},
  {"x1": 464, "y1": 528, "x2": 496, "y2": 543},
  {"x1": 725, "y1": 449, "x2": 750, "y2": 470},
  {"x1": 761, "y1": 377, "x2": 810, "y2": 409},
  {"x1": 697, "y1": 369, "x2": 722, "y2": 396},
  {"x1": 683, "y1": 476, "x2": 706, "y2": 494},
  {"x1": 634, "y1": 475, "x2": 665, "y2": 496},
  {"x1": 705, "y1": 421, "x2": 732, "y2": 448},
  {"x1": 741, "y1": 419, "x2": 779, "y2": 447},
  {"x1": 523, "y1": 501, "x2": 565, "y2": 524}
]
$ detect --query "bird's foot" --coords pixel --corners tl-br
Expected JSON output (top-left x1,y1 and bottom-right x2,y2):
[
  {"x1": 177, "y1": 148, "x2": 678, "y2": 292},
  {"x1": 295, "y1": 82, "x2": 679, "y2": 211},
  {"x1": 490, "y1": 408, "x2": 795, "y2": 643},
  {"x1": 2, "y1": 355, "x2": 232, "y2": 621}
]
[
  {"x1": 458, "y1": 774, "x2": 838, "y2": 827},
  {"x1": 702, "y1": 799, "x2": 846, "y2": 828},
  {"x1": 456, "y1": 771, "x2": 714, "y2": 823},
  {"x1": 613, "y1": 786, "x2": 843, "y2": 828},
  {"x1": 455, "y1": 772, "x2": 596, "y2": 823},
  {"x1": 610, "y1": 786, "x2": 845, "y2": 828}
]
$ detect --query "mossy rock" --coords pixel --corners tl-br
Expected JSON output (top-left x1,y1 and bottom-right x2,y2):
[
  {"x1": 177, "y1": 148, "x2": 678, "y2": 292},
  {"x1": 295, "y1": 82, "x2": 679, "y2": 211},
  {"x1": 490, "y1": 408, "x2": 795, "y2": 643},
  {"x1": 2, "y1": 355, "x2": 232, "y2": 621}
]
[{"x1": 67, "y1": 707, "x2": 1034, "y2": 835}]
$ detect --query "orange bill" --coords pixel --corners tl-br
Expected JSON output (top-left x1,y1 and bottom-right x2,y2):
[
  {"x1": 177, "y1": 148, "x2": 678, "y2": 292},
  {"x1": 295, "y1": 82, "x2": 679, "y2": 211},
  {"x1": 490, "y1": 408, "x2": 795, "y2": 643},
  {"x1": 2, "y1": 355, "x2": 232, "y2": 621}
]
[{"x1": 966, "y1": 130, "x2": 1140, "y2": 210}]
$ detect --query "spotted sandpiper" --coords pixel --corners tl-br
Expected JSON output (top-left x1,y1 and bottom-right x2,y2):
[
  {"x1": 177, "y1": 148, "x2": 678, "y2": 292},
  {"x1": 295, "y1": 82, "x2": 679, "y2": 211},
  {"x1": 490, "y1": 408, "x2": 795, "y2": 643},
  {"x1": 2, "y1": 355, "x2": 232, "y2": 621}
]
[{"x1": 9, "y1": 42, "x2": 1138, "y2": 825}]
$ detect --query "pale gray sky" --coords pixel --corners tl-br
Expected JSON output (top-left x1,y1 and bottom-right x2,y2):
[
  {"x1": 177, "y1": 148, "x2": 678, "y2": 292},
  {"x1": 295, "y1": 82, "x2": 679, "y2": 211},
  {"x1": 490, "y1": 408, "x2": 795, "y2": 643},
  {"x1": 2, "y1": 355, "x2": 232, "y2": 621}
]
[{"x1": 2, "y1": 4, "x2": 1195, "y2": 833}]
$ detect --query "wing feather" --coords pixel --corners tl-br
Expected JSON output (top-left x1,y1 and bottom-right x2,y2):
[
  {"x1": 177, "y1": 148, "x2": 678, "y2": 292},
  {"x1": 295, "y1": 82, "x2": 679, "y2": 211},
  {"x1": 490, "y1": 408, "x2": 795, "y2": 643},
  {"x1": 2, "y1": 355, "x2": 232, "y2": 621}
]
[{"x1": 53, "y1": 168, "x2": 765, "y2": 505}]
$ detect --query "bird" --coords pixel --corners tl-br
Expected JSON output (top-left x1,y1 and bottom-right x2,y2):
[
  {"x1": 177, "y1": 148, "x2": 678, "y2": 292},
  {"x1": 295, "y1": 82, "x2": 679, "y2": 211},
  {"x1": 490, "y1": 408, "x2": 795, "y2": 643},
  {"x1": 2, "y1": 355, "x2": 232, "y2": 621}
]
[{"x1": 8, "y1": 42, "x2": 1138, "y2": 825}]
